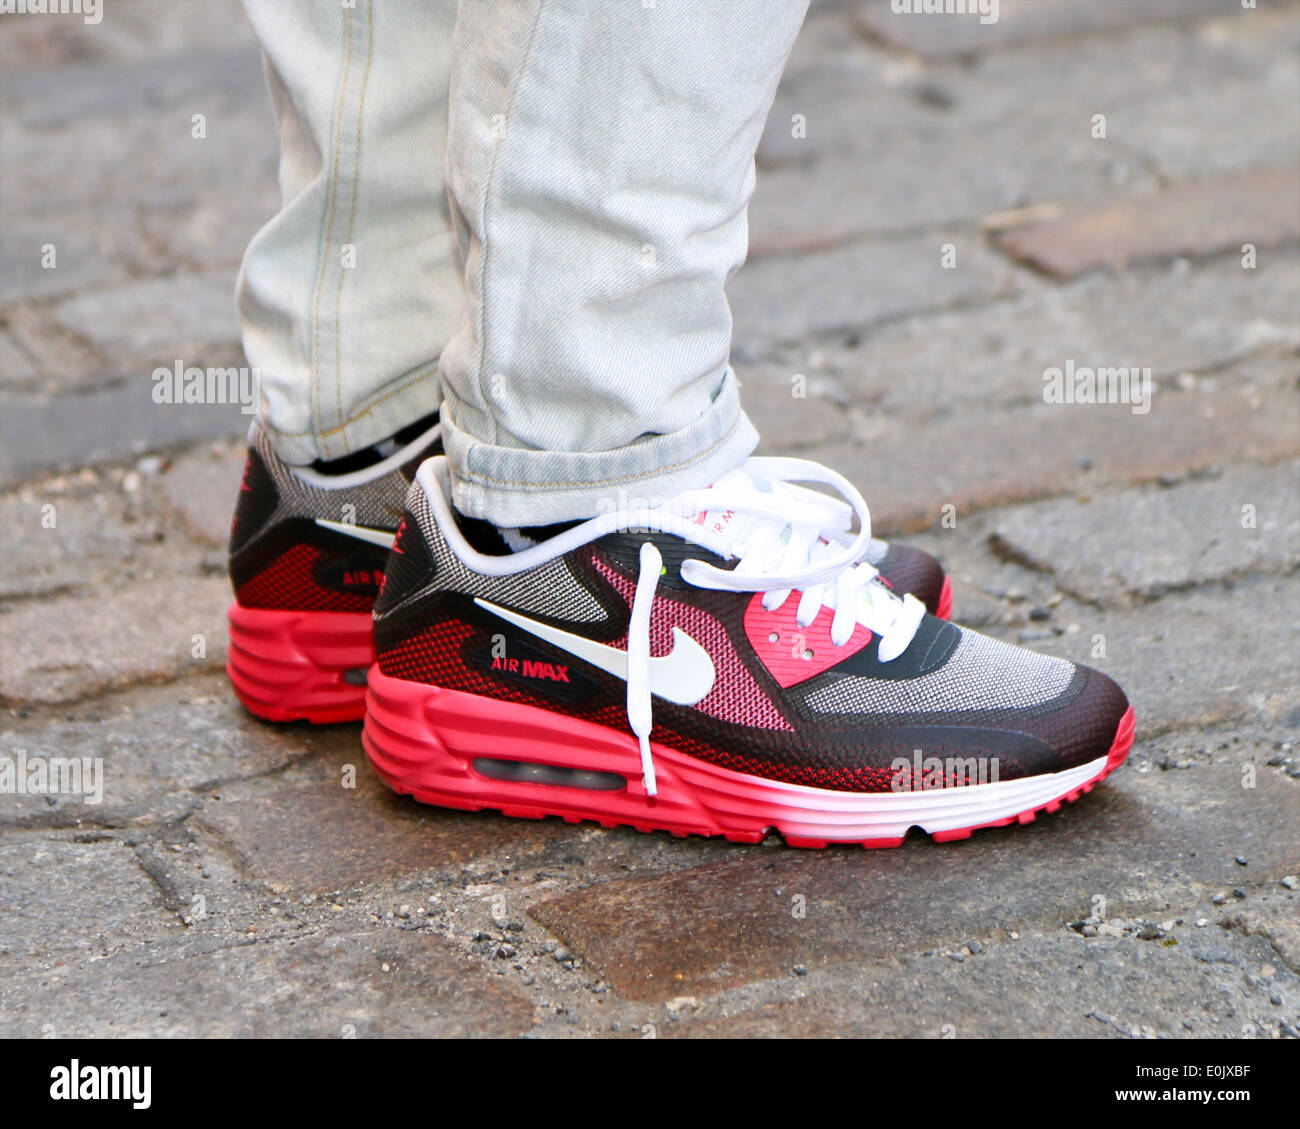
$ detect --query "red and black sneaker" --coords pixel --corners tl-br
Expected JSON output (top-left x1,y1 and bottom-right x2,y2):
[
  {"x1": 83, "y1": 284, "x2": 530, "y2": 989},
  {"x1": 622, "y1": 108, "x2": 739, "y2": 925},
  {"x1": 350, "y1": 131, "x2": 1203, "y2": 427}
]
[
  {"x1": 226, "y1": 417, "x2": 442, "y2": 723},
  {"x1": 363, "y1": 456, "x2": 1134, "y2": 846}
]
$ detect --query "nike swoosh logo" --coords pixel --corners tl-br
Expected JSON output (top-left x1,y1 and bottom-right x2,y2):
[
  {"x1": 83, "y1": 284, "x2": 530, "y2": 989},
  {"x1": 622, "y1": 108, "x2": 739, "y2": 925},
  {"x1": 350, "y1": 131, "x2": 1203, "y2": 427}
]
[
  {"x1": 315, "y1": 519, "x2": 396, "y2": 549},
  {"x1": 474, "y1": 598, "x2": 716, "y2": 706}
]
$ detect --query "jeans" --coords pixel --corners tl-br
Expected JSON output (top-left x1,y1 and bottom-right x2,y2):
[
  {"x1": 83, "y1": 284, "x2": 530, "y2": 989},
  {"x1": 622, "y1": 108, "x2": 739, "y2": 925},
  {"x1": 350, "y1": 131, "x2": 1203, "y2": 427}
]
[{"x1": 237, "y1": 0, "x2": 809, "y2": 524}]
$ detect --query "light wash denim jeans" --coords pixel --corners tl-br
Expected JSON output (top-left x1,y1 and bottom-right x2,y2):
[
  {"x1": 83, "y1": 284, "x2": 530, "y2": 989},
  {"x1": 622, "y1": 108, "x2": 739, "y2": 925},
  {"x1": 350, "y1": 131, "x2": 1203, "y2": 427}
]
[{"x1": 238, "y1": 0, "x2": 808, "y2": 524}]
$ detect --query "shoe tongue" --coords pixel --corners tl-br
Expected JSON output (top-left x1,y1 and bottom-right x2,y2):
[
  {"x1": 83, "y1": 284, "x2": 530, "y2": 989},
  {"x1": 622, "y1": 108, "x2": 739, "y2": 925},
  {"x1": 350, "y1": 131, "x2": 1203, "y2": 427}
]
[{"x1": 691, "y1": 468, "x2": 784, "y2": 558}]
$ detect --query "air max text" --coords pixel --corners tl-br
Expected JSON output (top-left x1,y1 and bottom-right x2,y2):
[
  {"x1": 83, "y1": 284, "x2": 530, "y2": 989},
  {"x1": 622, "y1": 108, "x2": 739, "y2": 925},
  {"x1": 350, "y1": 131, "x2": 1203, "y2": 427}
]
[{"x1": 491, "y1": 657, "x2": 571, "y2": 683}]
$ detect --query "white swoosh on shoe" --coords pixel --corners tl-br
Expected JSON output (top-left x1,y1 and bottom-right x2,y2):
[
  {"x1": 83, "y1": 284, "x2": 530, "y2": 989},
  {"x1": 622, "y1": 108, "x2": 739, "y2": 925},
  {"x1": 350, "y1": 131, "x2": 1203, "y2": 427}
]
[
  {"x1": 315, "y1": 519, "x2": 396, "y2": 549},
  {"x1": 474, "y1": 598, "x2": 716, "y2": 706}
]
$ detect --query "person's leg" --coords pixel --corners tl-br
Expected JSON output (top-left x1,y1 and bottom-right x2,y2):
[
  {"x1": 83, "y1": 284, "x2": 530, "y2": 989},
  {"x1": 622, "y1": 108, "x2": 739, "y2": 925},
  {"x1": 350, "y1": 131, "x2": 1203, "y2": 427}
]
[
  {"x1": 238, "y1": 0, "x2": 460, "y2": 464},
  {"x1": 440, "y1": 0, "x2": 809, "y2": 526},
  {"x1": 225, "y1": 0, "x2": 955, "y2": 733},
  {"x1": 227, "y1": 0, "x2": 456, "y2": 723}
]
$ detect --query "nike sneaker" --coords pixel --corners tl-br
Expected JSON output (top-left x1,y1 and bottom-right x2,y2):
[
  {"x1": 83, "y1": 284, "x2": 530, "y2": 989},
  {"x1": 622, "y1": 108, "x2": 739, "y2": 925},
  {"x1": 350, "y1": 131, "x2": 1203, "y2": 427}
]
[
  {"x1": 362, "y1": 456, "x2": 1134, "y2": 846},
  {"x1": 226, "y1": 420, "x2": 949, "y2": 724},
  {"x1": 226, "y1": 416, "x2": 443, "y2": 723}
]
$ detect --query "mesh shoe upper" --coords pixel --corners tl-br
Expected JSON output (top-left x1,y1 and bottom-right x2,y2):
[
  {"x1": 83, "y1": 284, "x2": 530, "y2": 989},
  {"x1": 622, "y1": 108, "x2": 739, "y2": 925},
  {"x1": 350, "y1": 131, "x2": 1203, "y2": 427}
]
[
  {"x1": 373, "y1": 459, "x2": 1130, "y2": 793},
  {"x1": 229, "y1": 419, "x2": 442, "y2": 612}
]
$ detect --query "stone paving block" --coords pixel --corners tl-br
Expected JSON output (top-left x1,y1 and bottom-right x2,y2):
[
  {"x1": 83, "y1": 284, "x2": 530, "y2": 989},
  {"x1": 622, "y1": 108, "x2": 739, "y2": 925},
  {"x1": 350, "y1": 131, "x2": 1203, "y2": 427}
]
[
  {"x1": 854, "y1": 0, "x2": 1240, "y2": 60},
  {"x1": 0, "y1": 481, "x2": 139, "y2": 600},
  {"x1": 0, "y1": 675, "x2": 322, "y2": 828},
  {"x1": 828, "y1": 375, "x2": 1300, "y2": 537},
  {"x1": 531, "y1": 739, "x2": 1299, "y2": 1002},
  {"x1": 140, "y1": 185, "x2": 279, "y2": 270},
  {"x1": 1015, "y1": 574, "x2": 1300, "y2": 733},
  {"x1": 1005, "y1": 257, "x2": 1300, "y2": 384},
  {"x1": 196, "y1": 753, "x2": 580, "y2": 896},
  {"x1": 666, "y1": 927, "x2": 1298, "y2": 1038},
  {"x1": 2, "y1": 45, "x2": 265, "y2": 129},
  {"x1": 989, "y1": 459, "x2": 1300, "y2": 605},
  {"x1": 0, "y1": 11, "x2": 100, "y2": 72},
  {"x1": 816, "y1": 257, "x2": 1300, "y2": 422},
  {"x1": 897, "y1": 523, "x2": 1061, "y2": 624},
  {"x1": 0, "y1": 303, "x2": 109, "y2": 397},
  {"x1": 157, "y1": 441, "x2": 245, "y2": 546},
  {"x1": 0, "y1": 198, "x2": 204, "y2": 288},
  {"x1": 0, "y1": 834, "x2": 174, "y2": 960},
  {"x1": 51, "y1": 272, "x2": 239, "y2": 355},
  {"x1": 0, "y1": 0, "x2": 254, "y2": 74},
  {"x1": 0, "y1": 574, "x2": 228, "y2": 706},
  {"x1": 0, "y1": 97, "x2": 276, "y2": 217},
  {"x1": 0, "y1": 927, "x2": 534, "y2": 1038},
  {"x1": 948, "y1": 8, "x2": 1300, "y2": 126},
  {"x1": 0, "y1": 452, "x2": 234, "y2": 599},
  {"x1": 754, "y1": 10, "x2": 1298, "y2": 252},
  {"x1": 1118, "y1": 64, "x2": 1300, "y2": 180},
  {"x1": 0, "y1": 372, "x2": 253, "y2": 484},
  {"x1": 737, "y1": 364, "x2": 853, "y2": 451},
  {"x1": 88, "y1": 0, "x2": 257, "y2": 63},
  {"x1": 930, "y1": 574, "x2": 1007, "y2": 627},
  {"x1": 771, "y1": 11, "x2": 1266, "y2": 155},
  {"x1": 0, "y1": 216, "x2": 130, "y2": 304},
  {"x1": 751, "y1": 109, "x2": 1143, "y2": 256},
  {"x1": 753, "y1": 32, "x2": 1181, "y2": 250},
  {"x1": 1223, "y1": 892, "x2": 1300, "y2": 972},
  {"x1": 0, "y1": 331, "x2": 37, "y2": 387},
  {"x1": 731, "y1": 230, "x2": 1013, "y2": 347},
  {"x1": 992, "y1": 167, "x2": 1300, "y2": 278}
]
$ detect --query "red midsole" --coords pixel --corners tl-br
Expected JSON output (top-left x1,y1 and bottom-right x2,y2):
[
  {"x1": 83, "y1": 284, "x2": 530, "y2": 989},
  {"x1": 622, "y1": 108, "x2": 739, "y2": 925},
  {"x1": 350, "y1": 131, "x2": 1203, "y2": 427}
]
[
  {"x1": 226, "y1": 602, "x2": 374, "y2": 723},
  {"x1": 362, "y1": 668, "x2": 1134, "y2": 843}
]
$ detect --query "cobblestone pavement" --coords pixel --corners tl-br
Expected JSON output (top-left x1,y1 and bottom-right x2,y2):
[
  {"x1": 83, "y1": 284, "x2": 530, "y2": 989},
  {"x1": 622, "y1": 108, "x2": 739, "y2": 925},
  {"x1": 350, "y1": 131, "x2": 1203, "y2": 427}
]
[{"x1": 1, "y1": 0, "x2": 1298, "y2": 1039}]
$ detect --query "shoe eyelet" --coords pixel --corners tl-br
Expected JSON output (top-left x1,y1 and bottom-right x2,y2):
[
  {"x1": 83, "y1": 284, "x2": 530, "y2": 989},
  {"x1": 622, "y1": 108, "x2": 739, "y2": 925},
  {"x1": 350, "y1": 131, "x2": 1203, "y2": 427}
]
[
  {"x1": 768, "y1": 632, "x2": 779, "y2": 643},
  {"x1": 802, "y1": 648, "x2": 814, "y2": 661}
]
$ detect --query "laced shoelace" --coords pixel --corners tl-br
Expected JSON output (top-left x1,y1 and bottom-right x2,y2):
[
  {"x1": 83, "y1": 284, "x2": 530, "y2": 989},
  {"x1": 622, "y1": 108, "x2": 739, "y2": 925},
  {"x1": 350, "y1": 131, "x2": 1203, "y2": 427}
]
[{"x1": 626, "y1": 456, "x2": 926, "y2": 796}]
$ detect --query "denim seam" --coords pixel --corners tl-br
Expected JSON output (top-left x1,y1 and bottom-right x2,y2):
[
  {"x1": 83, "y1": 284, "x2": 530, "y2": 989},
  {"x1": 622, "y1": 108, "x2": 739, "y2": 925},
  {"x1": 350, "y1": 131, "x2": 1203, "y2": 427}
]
[
  {"x1": 474, "y1": 0, "x2": 548, "y2": 449},
  {"x1": 268, "y1": 362, "x2": 438, "y2": 440},
  {"x1": 333, "y1": 0, "x2": 376, "y2": 454},
  {"x1": 309, "y1": 4, "x2": 356, "y2": 452}
]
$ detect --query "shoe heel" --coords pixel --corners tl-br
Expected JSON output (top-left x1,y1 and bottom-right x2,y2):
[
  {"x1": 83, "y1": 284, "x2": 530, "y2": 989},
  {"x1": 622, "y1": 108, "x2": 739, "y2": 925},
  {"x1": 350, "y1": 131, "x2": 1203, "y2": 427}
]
[{"x1": 226, "y1": 602, "x2": 375, "y2": 723}]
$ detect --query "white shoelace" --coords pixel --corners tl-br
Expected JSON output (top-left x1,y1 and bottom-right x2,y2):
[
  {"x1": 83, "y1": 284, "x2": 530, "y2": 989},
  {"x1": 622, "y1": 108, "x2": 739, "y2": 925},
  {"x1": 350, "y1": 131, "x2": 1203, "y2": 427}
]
[{"x1": 625, "y1": 457, "x2": 926, "y2": 796}]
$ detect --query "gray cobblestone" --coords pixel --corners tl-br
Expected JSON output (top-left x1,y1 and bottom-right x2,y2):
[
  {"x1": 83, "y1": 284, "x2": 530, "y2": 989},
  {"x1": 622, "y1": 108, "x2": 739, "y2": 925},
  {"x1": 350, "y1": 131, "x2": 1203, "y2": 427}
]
[
  {"x1": 0, "y1": 575, "x2": 228, "y2": 706},
  {"x1": 665, "y1": 926, "x2": 1299, "y2": 1038},
  {"x1": 989, "y1": 459, "x2": 1300, "y2": 605},
  {"x1": 732, "y1": 229, "x2": 1013, "y2": 348},
  {"x1": 51, "y1": 272, "x2": 239, "y2": 355},
  {"x1": 0, "y1": 834, "x2": 176, "y2": 961},
  {"x1": 854, "y1": 0, "x2": 1247, "y2": 60}
]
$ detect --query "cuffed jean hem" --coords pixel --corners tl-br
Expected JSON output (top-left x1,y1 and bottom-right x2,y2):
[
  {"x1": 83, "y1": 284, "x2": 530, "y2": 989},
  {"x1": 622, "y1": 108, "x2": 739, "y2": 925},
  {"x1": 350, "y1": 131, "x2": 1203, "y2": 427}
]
[
  {"x1": 259, "y1": 366, "x2": 442, "y2": 467},
  {"x1": 441, "y1": 373, "x2": 759, "y2": 526}
]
